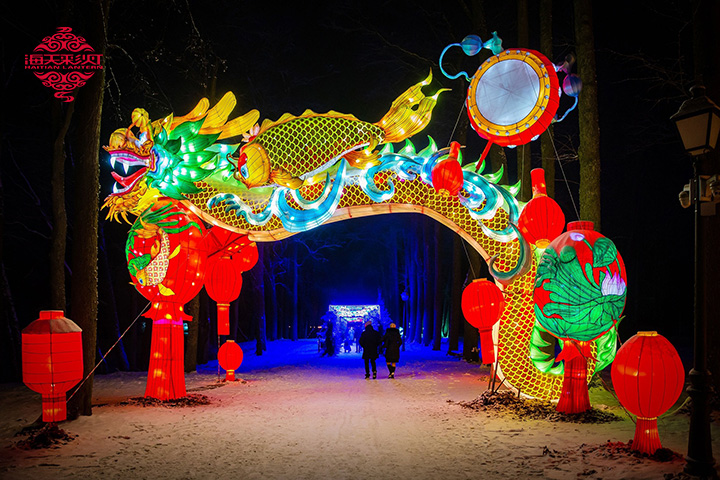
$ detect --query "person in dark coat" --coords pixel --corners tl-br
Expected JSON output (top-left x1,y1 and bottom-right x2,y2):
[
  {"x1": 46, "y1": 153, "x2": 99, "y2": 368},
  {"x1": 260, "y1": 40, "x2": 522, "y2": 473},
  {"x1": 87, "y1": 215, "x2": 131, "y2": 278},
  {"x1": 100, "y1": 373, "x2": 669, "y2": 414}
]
[
  {"x1": 381, "y1": 323, "x2": 402, "y2": 378},
  {"x1": 359, "y1": 320, "x2": 382, "y2": 379}
]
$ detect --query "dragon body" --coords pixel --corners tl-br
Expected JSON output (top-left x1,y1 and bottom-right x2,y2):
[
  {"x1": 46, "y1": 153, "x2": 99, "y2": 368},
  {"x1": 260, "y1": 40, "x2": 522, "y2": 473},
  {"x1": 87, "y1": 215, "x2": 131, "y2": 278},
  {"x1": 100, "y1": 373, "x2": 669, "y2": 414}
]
[{"x1": 104, "y1": 78, "x2": 615, "y2": 401}]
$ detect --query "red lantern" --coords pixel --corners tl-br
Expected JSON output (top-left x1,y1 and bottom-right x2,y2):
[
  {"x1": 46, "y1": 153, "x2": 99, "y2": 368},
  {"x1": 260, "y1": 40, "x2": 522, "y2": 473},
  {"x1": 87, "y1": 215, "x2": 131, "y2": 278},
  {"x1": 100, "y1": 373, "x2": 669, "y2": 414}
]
[
  {"x1": 518, "y1": 169, "x2": 565, "y2": 249},
  {"x1": 218, "y1": 340, "x2": 244, "y2": 381},
  {"x1": 236, "y1": 242, "x2": 259, "y2": 272},
  {"x1": 22, "y1": 310, "x2": 83, "y2": 423},
  {"x1": 431, "y1": 141, "x2": 464, "y2": 197},
  {"x1": 611, "y1": 331, "x2": 685, "y2": 454},
  {"x1": 461, "y1": 279, "x2": 505, "y2": 364},
  {"x1": 126, "y1": 200, "x2": 208, "y2": 400},
  {"x1": 205, "y1": 254, "x2": 244, "y2": 336}
]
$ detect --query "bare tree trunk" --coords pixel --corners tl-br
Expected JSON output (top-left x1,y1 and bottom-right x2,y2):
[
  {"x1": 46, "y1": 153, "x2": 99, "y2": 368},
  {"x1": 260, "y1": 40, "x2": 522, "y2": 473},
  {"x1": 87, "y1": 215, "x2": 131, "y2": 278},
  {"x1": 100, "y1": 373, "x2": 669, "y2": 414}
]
[
  {"x1": 264, "y1": 255, "x2": 278, "y2": 341},
  {"x1": 0, "y1": 171, "x2": 21, "y2": 381},
  {"x1": 50, "y1": 99, "x2": 73, "y2": 310},
  {"x1": 540, "y1": 0, "x2": 556, "y2": 198},
  {"x1": 432, "y1": 224, "x2": 443, "y2": 351},
  {"x1": 184, "y1": 295, "x2": 200, "y2": 373},
  {"x1": 290, "y1": 241, "x2": 298, "y2": 341},
  {"x1": 447, "y1": 235, "x2": 463, "y2": 353},
  {"x1": 98, "y1": 221, "x2": 128, "y2": 371},
  {"x1": 574, "y1": 0, "x2": 602, "y2": 230},
  {"x1": 253, "y1": 248, "x2": 267, "y2": 354},
  {"x1": 67, "y1": 0, "x2": 108, "y2": 418},
  {"x1": 516, "y1": 0, "x2": 532, "y2": 201}
]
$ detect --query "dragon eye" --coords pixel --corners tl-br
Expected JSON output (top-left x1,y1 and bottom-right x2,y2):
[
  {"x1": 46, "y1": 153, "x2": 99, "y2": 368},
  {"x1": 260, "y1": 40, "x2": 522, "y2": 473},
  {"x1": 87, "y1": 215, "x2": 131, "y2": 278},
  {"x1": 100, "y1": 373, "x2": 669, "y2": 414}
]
[
  {"x1": 138, "y1": 278, "x2": 144, "y2": 285},
  {"x1": 241, "y1": 164, "x2": 249, "y2": 179}
]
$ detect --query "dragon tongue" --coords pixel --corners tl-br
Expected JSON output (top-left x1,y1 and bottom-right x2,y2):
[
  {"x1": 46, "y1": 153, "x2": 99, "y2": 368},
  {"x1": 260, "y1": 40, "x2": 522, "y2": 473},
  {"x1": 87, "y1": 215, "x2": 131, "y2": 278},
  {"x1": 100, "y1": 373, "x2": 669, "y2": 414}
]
[{"x1": 112, "y1": 167, "x2": 147, "y2": 187}]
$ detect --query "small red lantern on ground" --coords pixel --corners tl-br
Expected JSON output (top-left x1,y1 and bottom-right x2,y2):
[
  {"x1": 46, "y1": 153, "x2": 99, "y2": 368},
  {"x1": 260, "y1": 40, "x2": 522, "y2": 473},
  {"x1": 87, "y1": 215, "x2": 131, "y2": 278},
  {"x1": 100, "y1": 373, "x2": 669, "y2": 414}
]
[
  {"x1": 205, "y1": 254, "x2": 244, "y2": 335},
  {"x1": 518, "y1": 168, "x2": 565, "y2": 249},
  {"x1": 461, "y1": 279, "x2": 505, "y2": 364},
  {"x1": 218, "y1": 340, "x2": 244, "y2": 381},
  {"x1": 611, "y1": 331, "x2": 684, "y2": 454},
  {"x1": 22, "y1": 310, "x2": 83, "y2": 423},
  {"x1": 431, "y1": 141, "x2": 464, "y2": 197}
]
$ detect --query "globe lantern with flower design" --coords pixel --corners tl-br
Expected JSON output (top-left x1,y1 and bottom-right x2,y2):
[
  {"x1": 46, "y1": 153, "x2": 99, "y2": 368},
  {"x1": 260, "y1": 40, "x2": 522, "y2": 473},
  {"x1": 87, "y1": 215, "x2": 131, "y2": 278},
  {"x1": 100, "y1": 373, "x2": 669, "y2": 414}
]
[{"x1": 533, "y1": 221, "x2": 627, "y2": 413}]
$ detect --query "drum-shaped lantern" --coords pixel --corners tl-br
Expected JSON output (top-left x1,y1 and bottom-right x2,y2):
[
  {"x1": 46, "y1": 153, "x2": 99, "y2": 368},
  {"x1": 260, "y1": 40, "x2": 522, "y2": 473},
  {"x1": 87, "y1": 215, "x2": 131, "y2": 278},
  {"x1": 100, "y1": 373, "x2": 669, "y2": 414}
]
[{"x1": 22, "y1": 310, "x2": 83, "y2": 423}]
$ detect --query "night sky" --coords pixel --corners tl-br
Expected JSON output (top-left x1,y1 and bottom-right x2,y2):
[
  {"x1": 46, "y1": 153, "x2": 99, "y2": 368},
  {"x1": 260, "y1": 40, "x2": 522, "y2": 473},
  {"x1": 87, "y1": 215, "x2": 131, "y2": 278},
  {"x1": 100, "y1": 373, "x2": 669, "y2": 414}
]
[{"x1": 0, "y1": 1, "x2": 699, "y2": 358}]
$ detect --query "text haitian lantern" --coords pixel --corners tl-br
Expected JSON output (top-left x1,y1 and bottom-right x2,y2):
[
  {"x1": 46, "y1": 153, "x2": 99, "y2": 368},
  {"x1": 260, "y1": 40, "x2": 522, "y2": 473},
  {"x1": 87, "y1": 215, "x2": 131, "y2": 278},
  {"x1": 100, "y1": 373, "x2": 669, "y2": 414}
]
[
  {"x1": 534, "y1": 221, "x2": 627, "y2": 413},
  {"x1": 611, "y1": 332, "x2": 684, "y2": 455},
  {"x1": 205, "y1": 254, "x2": 244, "y2": 336},
  {"x1": 22, "y1": 310, "x2": 83, "y2": 423},
  {"x1": 518, "y1": 169, "x2": 565, "y2": 249},
  {"x1": 461, "y1": 279, "x2": 505, "y2": 364},
  {"x1": 125, "y1": 199, "x2": 208, "y2": 400},
  {"x1": 218, "y1": 340, "x2": 244, "y2": 381},
  {"x1": 431, "y1": 141, "x2": 464, "y2": 197}
]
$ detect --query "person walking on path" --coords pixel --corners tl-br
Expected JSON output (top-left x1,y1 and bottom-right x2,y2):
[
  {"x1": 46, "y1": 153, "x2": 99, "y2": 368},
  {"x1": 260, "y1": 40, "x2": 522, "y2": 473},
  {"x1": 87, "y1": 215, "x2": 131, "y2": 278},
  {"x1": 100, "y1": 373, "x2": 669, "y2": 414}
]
[
  {"x1": 359, "y1": 320, "x2": 382, "y2": 379},
  {"x1": 381, "y1": 323, "x2": 402, "y2": 378}
]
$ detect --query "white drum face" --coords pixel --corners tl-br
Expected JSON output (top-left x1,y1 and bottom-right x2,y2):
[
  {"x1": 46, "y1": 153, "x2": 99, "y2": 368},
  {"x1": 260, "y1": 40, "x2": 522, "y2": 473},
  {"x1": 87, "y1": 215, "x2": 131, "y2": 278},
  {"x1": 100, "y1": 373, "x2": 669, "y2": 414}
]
[{"x1": 475, "y1": 59, "x2": 540, "y2": 127}]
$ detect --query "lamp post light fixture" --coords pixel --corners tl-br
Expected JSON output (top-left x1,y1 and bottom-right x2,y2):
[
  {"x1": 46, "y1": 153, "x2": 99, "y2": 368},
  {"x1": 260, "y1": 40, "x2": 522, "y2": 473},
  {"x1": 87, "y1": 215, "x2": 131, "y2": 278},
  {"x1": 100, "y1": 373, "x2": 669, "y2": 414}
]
[{"x1": 671, "y1": 84, "x2": 720, "y2": 477}]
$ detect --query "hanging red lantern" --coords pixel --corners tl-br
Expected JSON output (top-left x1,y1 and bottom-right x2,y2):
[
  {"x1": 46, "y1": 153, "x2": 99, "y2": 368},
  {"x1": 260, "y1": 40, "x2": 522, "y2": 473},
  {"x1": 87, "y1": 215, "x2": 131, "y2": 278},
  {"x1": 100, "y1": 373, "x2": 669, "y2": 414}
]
[
  {"x1": 431, "y1": 141, "x2": 464, "y2": 197},
  {"x1": 205, "y1": 254, "x2": 244, "y2": 336},
  {"x1": 22, "y1": 310, "x2": 83, "y2": 423},
  {"x1": 611, "y1": 331, "x2": 684, "y2": 454},
  {"x1": 218, "y1": 340, "x2": 244, "y2": 381},
  {"x1": 236, "y1": 242, "x2": 259, "y2": 272},
  {"x1": 461, "y1": 279, "x2": 505, "y2": 364},
  {"x1": 125, "y1": 200, "x2": 208, "y2": 400},
  {"x1": 518, "y1": 168, "x2": 565, "y2": 249}
]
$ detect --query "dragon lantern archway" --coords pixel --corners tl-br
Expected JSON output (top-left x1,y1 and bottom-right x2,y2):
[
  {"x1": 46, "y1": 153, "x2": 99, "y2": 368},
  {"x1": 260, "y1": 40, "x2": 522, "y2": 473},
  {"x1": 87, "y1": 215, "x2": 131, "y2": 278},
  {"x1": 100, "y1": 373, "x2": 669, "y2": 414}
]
[{"x1": 103, "y1": 73, "x2": 613, "y2": 401}]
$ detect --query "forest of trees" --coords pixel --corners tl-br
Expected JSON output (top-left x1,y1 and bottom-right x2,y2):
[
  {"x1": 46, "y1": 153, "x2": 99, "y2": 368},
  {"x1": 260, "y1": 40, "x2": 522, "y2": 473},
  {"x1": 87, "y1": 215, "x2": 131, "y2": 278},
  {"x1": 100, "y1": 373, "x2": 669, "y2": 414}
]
[{"x1": 1, "y1": 0, "x2": 713, "y2": 416}]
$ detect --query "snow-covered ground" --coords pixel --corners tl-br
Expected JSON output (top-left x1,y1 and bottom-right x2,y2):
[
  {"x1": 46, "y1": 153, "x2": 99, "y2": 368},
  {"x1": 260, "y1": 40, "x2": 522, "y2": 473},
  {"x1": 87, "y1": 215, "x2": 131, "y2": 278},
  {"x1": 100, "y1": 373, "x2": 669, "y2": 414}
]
[{"x1": 1, "y1": 339, "x2": 717, "y2": 479}]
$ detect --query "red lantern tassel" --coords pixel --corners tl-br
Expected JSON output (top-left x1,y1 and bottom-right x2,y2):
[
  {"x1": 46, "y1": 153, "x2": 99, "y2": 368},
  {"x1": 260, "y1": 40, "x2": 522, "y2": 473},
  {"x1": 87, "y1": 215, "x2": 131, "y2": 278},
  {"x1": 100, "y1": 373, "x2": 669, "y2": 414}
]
[
  {"x1": 478, "y1": 330, "x2": 495, "y2": 364},
  {"x1": 217, "y1": 303, "x2": 230, "y2": 336},
  {"x1": 556, "y1": 340, "x2": 591, "y2": 414},
  {"x1": 42, "y1": 394, "x2": 66, "y2": 423},
  {"x1": 633, "y1": 417, "x2": 662, "y2": 455},
  {"x1": 226, "y1": 369, "x2": 236, "y2": 382},
  {"x1": 145, "y1": 303, "x2": 186, "y2": 400}
]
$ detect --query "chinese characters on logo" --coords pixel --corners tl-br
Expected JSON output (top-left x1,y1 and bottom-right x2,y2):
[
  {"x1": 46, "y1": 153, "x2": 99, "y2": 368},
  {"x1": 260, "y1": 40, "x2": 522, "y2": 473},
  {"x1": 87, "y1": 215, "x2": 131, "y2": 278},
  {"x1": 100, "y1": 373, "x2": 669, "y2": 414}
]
[{"x1": 24, "y1": 27, "x2": 103, "y2": 102}]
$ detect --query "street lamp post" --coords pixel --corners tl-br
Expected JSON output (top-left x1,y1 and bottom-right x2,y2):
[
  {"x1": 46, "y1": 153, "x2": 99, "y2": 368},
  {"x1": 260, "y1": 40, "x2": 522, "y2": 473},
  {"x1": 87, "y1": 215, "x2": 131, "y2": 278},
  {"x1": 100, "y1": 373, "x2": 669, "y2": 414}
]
[{"x1": 671, "y1": 84, "x2": 720, "y2": 477}]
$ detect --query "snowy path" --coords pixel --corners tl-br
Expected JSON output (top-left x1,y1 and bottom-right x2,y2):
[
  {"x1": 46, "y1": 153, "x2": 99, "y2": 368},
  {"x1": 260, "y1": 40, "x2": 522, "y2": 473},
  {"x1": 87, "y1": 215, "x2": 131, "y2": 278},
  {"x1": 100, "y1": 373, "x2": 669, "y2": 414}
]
[{"x1": 0, "y1": 340, "x2": 716, "y2": 479}]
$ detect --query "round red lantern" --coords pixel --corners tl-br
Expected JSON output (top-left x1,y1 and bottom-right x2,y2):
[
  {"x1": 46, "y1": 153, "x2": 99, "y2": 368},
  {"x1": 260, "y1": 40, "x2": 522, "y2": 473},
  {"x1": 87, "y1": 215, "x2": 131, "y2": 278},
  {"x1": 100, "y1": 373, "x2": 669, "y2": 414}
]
[
  {"x1": 125, "y1": 200, "x2": 208, "y2": 400},
  {"x1": 518, "y1": 168, "x2": 565, "y2": 249},
  {"x1": 431, "y1": 141, "x2": 464, "y2": 197},
  {"x1": 461, "y1": 279, "x2": 505, "y2": 364},
  {"x1": 236, "y1": 242, "x2": 259, "y2": 272},
  {"x1": 218, "y1": 340, "x2": 244, "y2": 381},
  {"x1": 22, "y1": 310, "x2": 83, "y2": 423},
  {"x1": 205, "y1": 254, "x2": 244, "y2": 336},
  {"x1": 611, "y1": 331, "x2": 685, "y2": 454}
]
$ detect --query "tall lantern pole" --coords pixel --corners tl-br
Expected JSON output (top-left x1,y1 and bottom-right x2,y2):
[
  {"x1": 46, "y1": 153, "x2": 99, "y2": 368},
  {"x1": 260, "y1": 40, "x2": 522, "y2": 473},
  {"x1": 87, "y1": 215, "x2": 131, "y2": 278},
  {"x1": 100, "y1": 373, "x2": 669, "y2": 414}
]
[{"x1": 671, "y1": 84, "x2": 720, "y2": 476}]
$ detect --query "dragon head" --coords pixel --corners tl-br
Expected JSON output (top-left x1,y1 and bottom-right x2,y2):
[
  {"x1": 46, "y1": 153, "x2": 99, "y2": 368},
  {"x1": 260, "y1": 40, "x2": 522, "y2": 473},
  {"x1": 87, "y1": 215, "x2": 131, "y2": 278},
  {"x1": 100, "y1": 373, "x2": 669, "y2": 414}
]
[{"x1": 102, "y1": 92, "x2": 260, "y2": 223}]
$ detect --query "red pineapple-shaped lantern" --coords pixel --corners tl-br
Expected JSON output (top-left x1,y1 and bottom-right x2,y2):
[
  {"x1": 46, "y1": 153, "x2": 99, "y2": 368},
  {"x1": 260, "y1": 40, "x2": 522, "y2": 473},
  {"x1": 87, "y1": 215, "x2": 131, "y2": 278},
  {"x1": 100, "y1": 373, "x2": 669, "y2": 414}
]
[
  {"x1": 518, "y1": 168, "x2": 565, "y2": 249},
  {"x1": 205, "y1": 254, "x2": 244, "y2": 336},
  {"x1": 22, "y1": 310, "x2": 83, "y2": 423},
  {"x1": 611, "y1": 332, "x2": 684, "y2": 454},
  {"x1": 125, "y1": 200, "x2": 208, "y2": 400},
  {"x1": 461, "y1": 279, "x2": 505, "y2": 364},
  {"x1": 431, "y1": 141, "x2": 464, "y2": 197},
  {"x1": 218, "y1": 340, "x2": 244, "y2": 381}
]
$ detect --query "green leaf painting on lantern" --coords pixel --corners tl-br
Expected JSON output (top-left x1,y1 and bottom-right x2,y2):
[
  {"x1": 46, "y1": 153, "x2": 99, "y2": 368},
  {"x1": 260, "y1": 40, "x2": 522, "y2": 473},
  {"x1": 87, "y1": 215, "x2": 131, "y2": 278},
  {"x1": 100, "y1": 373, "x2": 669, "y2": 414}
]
[{"x1": 534, "y1": 238, "x2": 626, "y2": 342}]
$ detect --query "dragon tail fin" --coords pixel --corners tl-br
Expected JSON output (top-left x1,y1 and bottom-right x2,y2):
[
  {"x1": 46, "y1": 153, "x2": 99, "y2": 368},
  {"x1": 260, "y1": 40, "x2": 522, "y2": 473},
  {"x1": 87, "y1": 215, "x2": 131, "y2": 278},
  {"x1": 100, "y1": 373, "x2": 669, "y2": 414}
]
[{"x1": 375, "y1": 71, "x2": 449, "y2": 143}]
